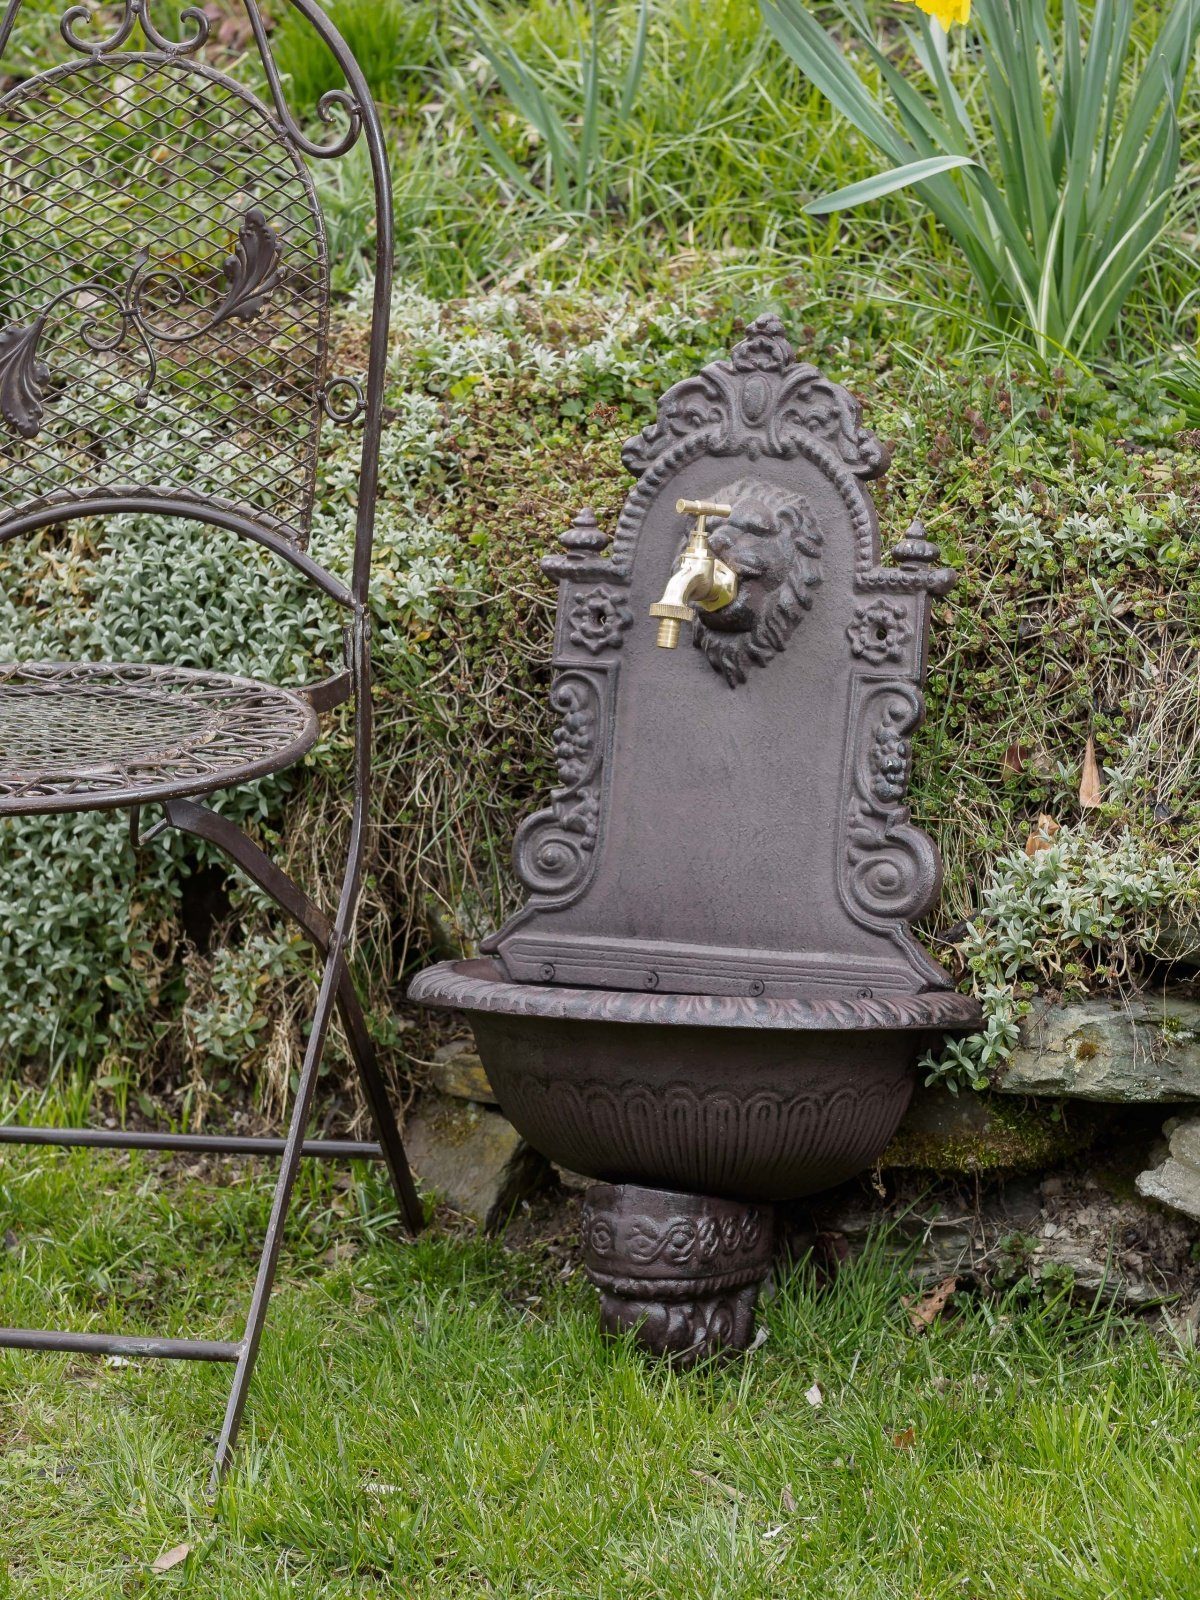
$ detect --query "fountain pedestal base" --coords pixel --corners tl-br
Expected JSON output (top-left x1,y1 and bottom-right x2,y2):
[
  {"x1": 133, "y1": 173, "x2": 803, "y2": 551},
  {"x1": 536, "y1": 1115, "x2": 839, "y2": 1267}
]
[{"x1": 580, "y1": 1182, "x2": 775, "y2": 1366}]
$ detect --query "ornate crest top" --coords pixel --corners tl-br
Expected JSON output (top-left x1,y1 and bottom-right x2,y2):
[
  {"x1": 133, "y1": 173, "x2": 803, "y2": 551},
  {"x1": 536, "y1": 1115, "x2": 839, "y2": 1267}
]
[{"x1": 620, "y1": 314, "x2": 889, "y2": 482}]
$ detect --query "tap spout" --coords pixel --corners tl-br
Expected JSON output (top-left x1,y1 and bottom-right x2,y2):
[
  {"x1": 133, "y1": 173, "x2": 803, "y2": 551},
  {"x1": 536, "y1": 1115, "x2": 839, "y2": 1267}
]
[{"x1": 649, "y1": 499, "x2": 738, "y2": 648}]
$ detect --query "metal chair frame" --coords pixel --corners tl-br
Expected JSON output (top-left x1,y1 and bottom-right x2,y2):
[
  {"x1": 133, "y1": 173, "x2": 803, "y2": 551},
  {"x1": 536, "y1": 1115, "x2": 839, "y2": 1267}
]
[{"x1": 0, "y1": 0, "x2": 423, "y2": 1492}]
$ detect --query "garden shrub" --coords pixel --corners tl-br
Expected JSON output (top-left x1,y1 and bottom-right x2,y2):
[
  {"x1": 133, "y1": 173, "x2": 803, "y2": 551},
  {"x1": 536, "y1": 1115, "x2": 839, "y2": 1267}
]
[
  {"x1": 3, "y1": 279, "x2": 1200, "y2": 1101},
  {"x1": 925, "y1": 830, "x2": 1200, "y2": 1090}
]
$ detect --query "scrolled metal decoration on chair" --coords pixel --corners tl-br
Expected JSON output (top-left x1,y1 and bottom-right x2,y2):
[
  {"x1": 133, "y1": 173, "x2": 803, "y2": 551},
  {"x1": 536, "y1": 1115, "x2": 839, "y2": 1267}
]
[
  {"x1": 143, "y1": 207, "x2": 285, "y2": 335},
  {"x1": 0, "y1": 208, "x2": 285, "y2": 443},
  {"x1": 0, "y1": 321, "x2": 51, "y2": 440},
  {"x1": 0, "y1": 0, "x2": 421, "y2": 1493},
  {"x1": 57, "y1": 0, "x2": 211, "y2": 59},
  {"x1": 0, "y1": 0, "x2": 352, "y2": 546}
]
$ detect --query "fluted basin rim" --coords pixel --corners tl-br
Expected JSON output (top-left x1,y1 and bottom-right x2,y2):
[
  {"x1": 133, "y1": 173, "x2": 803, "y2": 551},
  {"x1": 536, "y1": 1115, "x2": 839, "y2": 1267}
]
[{"x1": 408, "y1": 959, "x2": 982, "y2": 1033}]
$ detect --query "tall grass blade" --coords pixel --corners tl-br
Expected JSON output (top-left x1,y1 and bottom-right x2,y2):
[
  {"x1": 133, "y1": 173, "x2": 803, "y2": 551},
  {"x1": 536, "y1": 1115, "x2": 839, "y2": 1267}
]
[{"x1": 805, "y1": 155, "x2": 980, "y2": 216}]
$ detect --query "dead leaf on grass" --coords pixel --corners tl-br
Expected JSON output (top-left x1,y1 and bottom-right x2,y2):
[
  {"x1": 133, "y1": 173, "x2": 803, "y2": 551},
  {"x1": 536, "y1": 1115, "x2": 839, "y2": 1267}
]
[
  {"x1": 892, "y1": 1427, "x2": 916, "y2": 1450},
  {"x1": 1025, "y1": 812, "x2": 1060, "y2": 855},
  {"x1": 1001, "y1": 741, "x2": 1028, "y2": 777},
  {"x1": 901, "y1": 1274, "x2": 957, "y2": 1333},
  {"x1": 150, "y1": 1543, "x2": 190, "y2": 1574},
  {"x1": 690, "y1": 1470, "x2": 743, "y2": 1502},
  {"x1": 805, "y1": 1382, "x2": 824, "y2": 1408}
]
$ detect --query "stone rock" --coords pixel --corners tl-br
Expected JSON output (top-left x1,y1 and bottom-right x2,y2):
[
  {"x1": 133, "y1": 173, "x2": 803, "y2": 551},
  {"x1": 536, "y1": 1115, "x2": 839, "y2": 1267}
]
[
  {"x1": 552, "y1": 1163, "x2": 592, "y2": 1193},
  {"x1": 784, "y1": 1166, "x2": 1199, "y2": 1308},
  {"x1": 1149, "y1": 923, "x2": 1200, "y2": 967},
  {"x1": 882, "y1": 1083, "x2": 1106, "y2": 1172},
  {"x1": 1165, "y1": 1114, "x2": 1200, "y2": 1169},
  {"x1": 1137, "y1": 1158, "x2": 1200, "y2": 1223},
  {"x1": 782, "y1": 1187, "x2": 997, "y2": 1285},
  {"x1": 996, "y1": 993, "x2": 1200, "y2": 1102},
  {"x1": 429, "y1": 1038, "x2": 498, "y2": 1105},
  {"x1": 1137, "y1": 1113, "x2": 1200, "y2": 1222},
  {"x1": 404, "y1": 1094, "x2": 552, "y2": 1231}
]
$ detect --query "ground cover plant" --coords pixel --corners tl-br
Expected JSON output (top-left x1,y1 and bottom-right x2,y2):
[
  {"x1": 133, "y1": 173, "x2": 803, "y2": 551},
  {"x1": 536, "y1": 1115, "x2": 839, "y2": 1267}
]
[
  {"x1": 2, "y1": 1149, "x2": 1200, "y2": 1599},
  {"x1": 1, "y1": 6, "x2": 1197, "y2": 1105}
]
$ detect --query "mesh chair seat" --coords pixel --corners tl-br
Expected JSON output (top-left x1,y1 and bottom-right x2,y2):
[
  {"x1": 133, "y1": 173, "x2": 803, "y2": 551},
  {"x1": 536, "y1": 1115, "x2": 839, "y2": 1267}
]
[{"x1": 0, "y1": 661, "x2": 318, "y2": 815}]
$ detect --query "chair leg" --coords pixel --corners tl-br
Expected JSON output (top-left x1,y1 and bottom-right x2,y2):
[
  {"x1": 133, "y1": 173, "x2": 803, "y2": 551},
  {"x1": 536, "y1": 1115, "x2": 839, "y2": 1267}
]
[
  {"x1": 44, "y1": 784, "x2": 426, "y2": 1489},
  {"x1": 334, "y1": 972, "x2": 424, "y2": 1234},
  {"x1": 208, "y1": 947, "x2": 342, "y2": 1494},
  {"x1": 0, "y1": 947, "x2": 406, "y2": 1495},
  {"x1": 162, "y1": 797, "x2": 424, "y2": 1234}
]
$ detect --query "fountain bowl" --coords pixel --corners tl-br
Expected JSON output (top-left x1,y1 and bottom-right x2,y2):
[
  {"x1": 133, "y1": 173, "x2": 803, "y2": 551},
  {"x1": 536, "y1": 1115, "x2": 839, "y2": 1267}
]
[{"x1": 410, "y1": 958, "x2": 980, "y2": 1202}]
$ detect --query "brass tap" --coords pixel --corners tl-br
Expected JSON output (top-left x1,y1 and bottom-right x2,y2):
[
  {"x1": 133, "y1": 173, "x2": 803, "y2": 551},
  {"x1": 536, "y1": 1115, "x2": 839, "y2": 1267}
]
[{"x1": 649, "y1": 499, "x2": 738, "y2": 648}]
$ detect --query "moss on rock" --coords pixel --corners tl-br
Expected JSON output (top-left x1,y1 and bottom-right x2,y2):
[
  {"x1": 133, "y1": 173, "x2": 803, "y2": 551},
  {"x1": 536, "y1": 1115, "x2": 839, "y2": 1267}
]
[{"x1": 882, "y1": 1085, "x2": 1110, "y2": 1174}]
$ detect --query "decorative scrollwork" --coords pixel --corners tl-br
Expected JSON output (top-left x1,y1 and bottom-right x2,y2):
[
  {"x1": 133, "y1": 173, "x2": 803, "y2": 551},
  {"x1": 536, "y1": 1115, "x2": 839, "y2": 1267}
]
[
  {"x1": 320, "y1": 376, "x2": 366, "y2": 425},
  {"x1": 132, "y1": 209, "x2": 284, "y2": 342},
  {"x1": 0, "y1": 319, "x2": 51, "y2": 440},
  {"x1": 60, "y1": 0, "x2": 209, "y2": 58},
  {"x1": 0, "y1": 207, "x2": 283, "y2": 442},
  {"x1": 511, "y1": 670, "x2": 605, "y2": 899},
  {"x1": 241, "y1": 0, "x2": 364, "y2": 159},
  {"x1": 840, "y1": 681, "x2": 941, "y2": 928},
  {"x1": 133, "y1": 0, "x2": 208, "y2": 53},
  {"x1": 582, "y1": 1203, "x2": 765, "y2": 1269},
  {"x1": 54, "y1": 0, "x2": 362, "y2": 154},
  {"x1": 212, "y1": 208, "x2": 284, "y2": 326},
  {"x1": 621, "y1": 314, "x2": 889, "y2": 481}
]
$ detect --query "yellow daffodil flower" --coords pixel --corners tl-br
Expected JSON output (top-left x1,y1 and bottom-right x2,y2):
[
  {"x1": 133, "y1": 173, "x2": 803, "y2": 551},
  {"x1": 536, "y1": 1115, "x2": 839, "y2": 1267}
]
[{"x1": 900, "y1": 0, "x2": 971, "y2": 29}]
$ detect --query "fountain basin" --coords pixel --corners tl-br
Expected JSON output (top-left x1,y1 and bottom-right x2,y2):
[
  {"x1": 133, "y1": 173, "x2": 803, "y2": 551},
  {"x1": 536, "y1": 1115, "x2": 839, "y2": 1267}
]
[{"x1": 410, "y1": 959, "x2": 980, "y2": 1201}]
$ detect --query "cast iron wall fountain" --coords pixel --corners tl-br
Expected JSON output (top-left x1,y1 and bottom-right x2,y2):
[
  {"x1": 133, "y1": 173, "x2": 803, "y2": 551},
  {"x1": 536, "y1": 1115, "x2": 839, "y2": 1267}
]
[{"x1": 411, "y1": 316, "x2": 980, "y2": 1361}]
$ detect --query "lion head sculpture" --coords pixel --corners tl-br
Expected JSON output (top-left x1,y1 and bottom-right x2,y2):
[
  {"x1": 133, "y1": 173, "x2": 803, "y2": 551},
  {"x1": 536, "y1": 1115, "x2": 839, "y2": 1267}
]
[{"x1": 692, "y1": 480, "x2": 824, "y2": 687}]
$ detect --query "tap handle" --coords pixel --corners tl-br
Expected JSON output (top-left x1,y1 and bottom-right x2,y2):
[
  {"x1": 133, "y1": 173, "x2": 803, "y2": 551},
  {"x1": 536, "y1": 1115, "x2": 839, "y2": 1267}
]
[
  {"x1": 676, "y1": 499, "x2": 733, "y2": 517},
  {"x1": 676, "y1": 498, "x2": 733, "y2": 545},
  {"x1": 676, "y1": 497, "x2": 733, "y2": 521}
]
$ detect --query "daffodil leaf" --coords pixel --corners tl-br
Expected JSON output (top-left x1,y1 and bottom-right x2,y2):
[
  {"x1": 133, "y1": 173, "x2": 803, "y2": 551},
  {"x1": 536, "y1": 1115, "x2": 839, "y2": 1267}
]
[{"x1": 804, "y1": 155, "x2": 980, "y2": 217}]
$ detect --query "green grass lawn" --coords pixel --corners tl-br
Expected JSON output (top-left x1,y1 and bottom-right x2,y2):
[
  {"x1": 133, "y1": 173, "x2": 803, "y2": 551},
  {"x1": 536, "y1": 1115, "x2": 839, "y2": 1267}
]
[{"x1": 2, "y1": 1146, "x2": 1198, "y2": 1599}]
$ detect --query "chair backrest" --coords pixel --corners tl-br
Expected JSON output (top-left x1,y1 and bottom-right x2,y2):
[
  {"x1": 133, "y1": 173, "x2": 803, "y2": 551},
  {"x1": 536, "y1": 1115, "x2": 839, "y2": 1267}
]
[{"x1": 0, "y1": 0, "x2": 390, "y2": 604}]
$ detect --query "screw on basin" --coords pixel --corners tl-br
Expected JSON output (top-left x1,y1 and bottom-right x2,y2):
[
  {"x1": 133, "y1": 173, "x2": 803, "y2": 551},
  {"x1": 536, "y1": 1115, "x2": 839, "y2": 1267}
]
[
  {"x1": 539, "y1": 963, "x2": 556, "y2": 981},
  {"x1": 643, "y1": 972, "x2": 659, "y2": 991},
  {"x1": 748, "y1": 979, "x2": 765, "y2": 996}
]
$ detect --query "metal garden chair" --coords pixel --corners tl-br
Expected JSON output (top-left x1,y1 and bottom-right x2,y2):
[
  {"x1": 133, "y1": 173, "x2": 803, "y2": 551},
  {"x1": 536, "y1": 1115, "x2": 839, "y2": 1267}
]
[{"x1": 0, "y1": 0, "x2": 424, "y2": 1489}]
